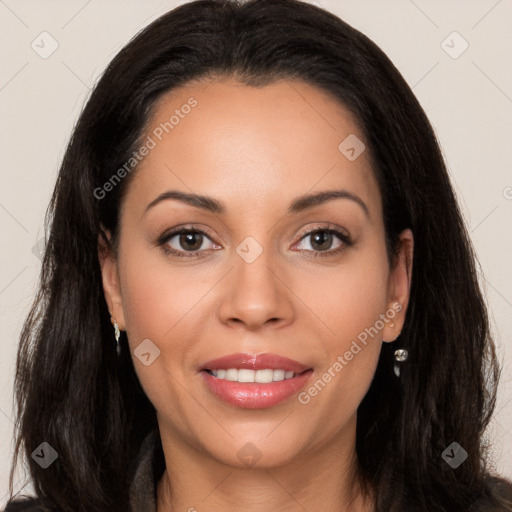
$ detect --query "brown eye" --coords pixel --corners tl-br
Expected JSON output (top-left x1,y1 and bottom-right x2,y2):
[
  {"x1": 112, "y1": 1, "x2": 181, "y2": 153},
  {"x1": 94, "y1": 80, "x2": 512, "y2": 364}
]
[
  {"x1": 160, "y1": 228, "x2": 218, "y2": 258},
  {"x1": 292, "y1": 225, "x2": 353, "y2": 258},
  {"x1": 177, "y1": 231, "x2": 204, "y2": 251},
  {"x1": 309, "y1": 231, "x2": 334, "y2": 251},
  {"x1": 295, "y1": 229, "x2": 346, "y2": 254}
]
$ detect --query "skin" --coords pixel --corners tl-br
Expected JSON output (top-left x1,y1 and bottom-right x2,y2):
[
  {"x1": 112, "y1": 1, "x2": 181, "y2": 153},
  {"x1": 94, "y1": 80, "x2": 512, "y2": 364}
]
[{"x1": 99, "y1": 77, "x2": 413, "y2": 512}]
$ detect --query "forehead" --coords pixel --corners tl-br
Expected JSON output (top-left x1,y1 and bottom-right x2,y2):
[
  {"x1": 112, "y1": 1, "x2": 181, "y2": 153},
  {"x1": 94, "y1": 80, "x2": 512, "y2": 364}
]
[{"x1": 125, "y1": 77, "x2": 381, "y2": 219}]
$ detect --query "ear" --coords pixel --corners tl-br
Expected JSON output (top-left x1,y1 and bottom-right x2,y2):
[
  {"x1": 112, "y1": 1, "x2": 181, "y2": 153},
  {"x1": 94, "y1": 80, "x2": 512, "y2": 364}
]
[
  {"x1": 382, "y1": 228, "x2": 413, "y2": 343},
  {"x1": 98, "y1": 227, "x2": 126, "y2": 330}
]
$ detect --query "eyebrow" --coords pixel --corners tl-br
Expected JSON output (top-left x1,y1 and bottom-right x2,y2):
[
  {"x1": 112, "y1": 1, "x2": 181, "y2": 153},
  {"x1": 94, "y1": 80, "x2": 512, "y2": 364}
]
[{"x1": 144, "y1": 188, "x2": 369, "y2": 217}]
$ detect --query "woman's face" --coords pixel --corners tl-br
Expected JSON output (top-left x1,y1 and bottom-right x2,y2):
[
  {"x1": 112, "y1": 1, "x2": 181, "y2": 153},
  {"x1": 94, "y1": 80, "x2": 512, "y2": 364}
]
[{"x1": 100, "y1": 78, "x2": 412, "y2": 469}]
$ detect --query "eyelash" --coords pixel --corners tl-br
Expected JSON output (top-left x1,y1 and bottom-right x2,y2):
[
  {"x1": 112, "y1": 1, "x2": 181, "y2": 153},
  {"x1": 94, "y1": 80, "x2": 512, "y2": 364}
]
[{"x1": 158, "y1": 224, "x2": 352, "y2": 259}]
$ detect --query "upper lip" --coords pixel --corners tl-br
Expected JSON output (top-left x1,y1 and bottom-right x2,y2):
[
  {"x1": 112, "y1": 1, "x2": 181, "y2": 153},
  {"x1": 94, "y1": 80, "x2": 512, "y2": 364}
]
[{"x1": 201, "y1": 353, "x2": 311, "y2": 373}]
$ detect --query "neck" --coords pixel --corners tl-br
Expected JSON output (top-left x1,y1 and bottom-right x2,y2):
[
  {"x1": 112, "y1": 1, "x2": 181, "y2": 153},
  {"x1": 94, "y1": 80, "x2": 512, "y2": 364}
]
[{"x1": 156, "y1": 417, "x2": 373, "y2": 512}]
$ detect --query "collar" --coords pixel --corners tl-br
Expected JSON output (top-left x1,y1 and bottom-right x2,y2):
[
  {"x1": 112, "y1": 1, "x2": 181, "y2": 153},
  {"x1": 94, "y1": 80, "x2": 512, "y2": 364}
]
[{"x1": 129, "y1": 428, "x2": 165, "y2": 512}]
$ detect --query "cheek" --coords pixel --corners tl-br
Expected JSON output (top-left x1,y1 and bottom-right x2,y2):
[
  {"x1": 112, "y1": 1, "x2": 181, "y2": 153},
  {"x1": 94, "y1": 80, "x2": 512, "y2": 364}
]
[
  {"x1": 299, "y1": 246, "x2": 390, "y2": 346},
  {"x1": 296, "y1": 292, "x2": 386, "y2": 446},
  {"x1": 117, "y1": 245, "x2": 211, "y2": 423},
  {"x1": 295, "y1": 245, "x2": 389, "y2": 412},
  {"x1": 118, "y1": 238, "x2": 210, "y2": 344},
  {"x1": 117, "y1": 239, "x2": 229, "y2": 406}
]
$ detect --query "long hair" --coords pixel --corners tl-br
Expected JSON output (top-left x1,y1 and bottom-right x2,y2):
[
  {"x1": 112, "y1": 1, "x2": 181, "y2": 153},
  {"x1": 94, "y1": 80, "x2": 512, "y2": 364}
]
[{"x1": 6, "y1": 1, "x2": 511, "y2": 510}]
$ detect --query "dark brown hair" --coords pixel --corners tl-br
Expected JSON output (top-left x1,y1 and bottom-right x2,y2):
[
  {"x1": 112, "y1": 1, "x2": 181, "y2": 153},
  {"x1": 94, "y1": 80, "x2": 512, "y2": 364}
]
[{"x1": 5, "y1": 0, "x2": 512, "y2": 510}]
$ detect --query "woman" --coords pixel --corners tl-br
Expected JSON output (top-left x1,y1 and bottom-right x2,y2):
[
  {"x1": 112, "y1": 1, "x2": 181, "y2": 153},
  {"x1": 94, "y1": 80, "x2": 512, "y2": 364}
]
[{"x1": 4, "y1": 0, "x2": 512, "y2": 510}]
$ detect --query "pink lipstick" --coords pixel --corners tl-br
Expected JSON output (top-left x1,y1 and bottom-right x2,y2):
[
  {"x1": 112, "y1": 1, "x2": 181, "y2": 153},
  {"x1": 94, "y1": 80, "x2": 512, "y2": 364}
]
[{"x1": 200, "y1": 353, "x2": 313, "y2": 409}]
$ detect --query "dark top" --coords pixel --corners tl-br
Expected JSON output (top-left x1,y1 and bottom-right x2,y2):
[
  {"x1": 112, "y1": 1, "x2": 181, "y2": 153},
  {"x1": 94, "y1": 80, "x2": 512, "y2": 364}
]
[{"x1": 128, "y1": 428, "x2": 162, "y2": 512}]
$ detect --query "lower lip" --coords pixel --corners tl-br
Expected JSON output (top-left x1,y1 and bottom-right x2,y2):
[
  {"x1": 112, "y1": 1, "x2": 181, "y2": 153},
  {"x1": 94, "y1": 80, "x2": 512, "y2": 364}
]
[{"x1": 201, "y1": 370, "x2": 313, "y2": 409}]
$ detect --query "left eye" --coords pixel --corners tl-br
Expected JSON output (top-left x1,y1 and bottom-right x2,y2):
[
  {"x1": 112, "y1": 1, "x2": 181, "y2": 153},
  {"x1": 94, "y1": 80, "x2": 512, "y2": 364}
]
[{"x1": 294, "y1": 229, "x2": 347, "y2": 253}]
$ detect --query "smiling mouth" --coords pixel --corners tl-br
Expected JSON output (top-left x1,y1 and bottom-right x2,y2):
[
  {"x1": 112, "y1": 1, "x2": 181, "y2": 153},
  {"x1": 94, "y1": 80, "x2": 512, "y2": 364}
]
[
  {"x1": 199, "y1": 352, "x2": 313, "y2": 408},
  {"x1": 201, "y1": 368, "x2": 313, "y2": 409},
  {"x1": 203, "y1": 368, "x2": 304, "y2": 383}
]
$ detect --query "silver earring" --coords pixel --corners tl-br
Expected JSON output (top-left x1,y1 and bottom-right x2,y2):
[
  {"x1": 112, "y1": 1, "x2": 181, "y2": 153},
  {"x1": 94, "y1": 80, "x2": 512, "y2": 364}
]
[
  {"x1": 393, "y1": 348, "x2": 408, "y2": 377},
  {"x1": 114, "y1": 321, "x2": 121, "y2": 356}
]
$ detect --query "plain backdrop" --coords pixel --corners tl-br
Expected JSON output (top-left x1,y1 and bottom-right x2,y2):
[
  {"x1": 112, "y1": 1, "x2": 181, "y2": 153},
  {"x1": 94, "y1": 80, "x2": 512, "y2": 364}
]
[{"x1": 1, "y1": 0, "x2": 511, "y2": 505}]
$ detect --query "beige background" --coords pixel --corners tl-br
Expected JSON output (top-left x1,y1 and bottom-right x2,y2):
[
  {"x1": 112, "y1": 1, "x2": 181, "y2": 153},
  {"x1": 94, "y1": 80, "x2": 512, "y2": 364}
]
[{"x1": 1, "y1": 0, "x2": 511, "y2": 504}]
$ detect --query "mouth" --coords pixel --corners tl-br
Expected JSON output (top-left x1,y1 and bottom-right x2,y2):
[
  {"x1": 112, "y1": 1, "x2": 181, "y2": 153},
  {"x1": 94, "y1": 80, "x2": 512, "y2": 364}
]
[
  {"x1": 204, "y1": 368, "x2": 299, "y2": 382},
  {"x1": 200, "y1": 353, "x2": 313, "y2": 409}
]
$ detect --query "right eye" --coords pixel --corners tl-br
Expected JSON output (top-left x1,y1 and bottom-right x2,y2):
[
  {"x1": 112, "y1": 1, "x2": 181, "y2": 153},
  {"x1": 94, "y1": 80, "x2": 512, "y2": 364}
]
[{"x1": 159, "y1": 228, "x2": 219, "y2": 258}]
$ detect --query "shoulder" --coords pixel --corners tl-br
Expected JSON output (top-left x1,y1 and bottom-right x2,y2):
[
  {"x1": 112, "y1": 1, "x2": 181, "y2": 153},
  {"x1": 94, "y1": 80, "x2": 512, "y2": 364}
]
[{"x1": 3, "y1": 496, "x2": 58, "y2": 512}]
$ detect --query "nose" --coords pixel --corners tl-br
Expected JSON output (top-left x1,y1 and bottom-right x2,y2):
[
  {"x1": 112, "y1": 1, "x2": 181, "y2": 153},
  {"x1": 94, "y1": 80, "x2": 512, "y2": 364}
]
[{"x1": 217, "y1": 245, "x2": 295, "y2": 331}]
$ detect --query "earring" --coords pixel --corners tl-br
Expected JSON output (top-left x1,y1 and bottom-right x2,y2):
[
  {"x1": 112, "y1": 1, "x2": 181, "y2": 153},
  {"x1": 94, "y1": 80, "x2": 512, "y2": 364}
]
[
  {"x1": 112, "y1": 317, "x2": 121, "y2": 356},
  {"x1": 393, "y1": 348, "x2": 408, "y2": 377}
]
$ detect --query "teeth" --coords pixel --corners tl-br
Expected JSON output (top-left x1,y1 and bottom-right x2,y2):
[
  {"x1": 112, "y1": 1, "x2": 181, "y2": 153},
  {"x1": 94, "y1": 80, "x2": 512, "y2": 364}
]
[
  {"x1": 225, "y1": 368, "x2": 238, "y2": 381},
  {"x1": 273, "y1": 369, "x2": 285, "y2": 381},
  {"x1": 210, "y1": 368, "x2": 296, "y2": 382},
  {"x1": 238, "y1": 369, "x2": 255, "y2": 382}
]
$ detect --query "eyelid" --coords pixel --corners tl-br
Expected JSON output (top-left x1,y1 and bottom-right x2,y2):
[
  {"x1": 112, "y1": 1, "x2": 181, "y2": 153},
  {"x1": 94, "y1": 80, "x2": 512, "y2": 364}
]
[{"x1": 294, "y1": 222, "x2": 350, "y2": 242}]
